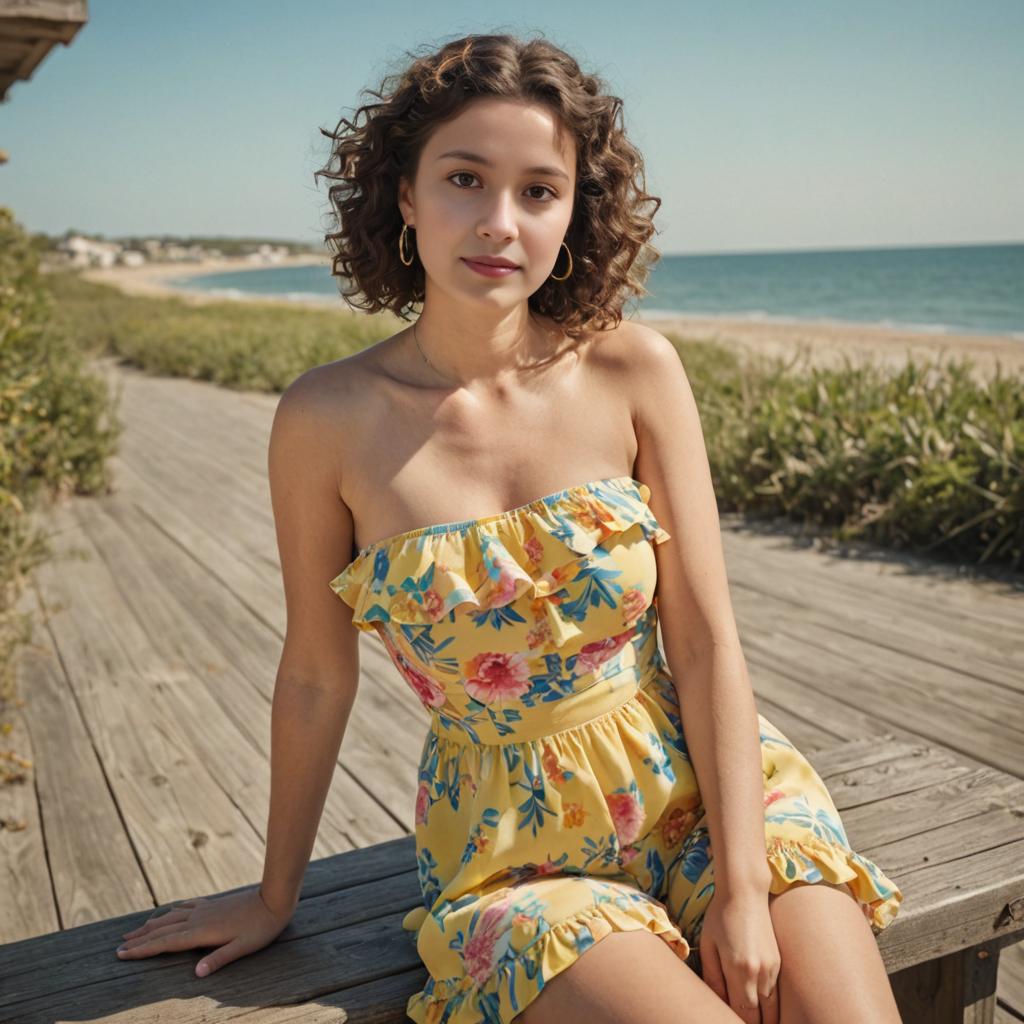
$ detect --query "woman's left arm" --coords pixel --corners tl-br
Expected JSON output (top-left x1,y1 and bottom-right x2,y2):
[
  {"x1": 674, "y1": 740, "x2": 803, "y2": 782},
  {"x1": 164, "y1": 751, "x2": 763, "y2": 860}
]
[
  {"x1": 627, "y1": 324, "x2": 770, "y2": 895},
  {"x1": 626, "y1": 325, "x2": 780, "y2": 1021}
]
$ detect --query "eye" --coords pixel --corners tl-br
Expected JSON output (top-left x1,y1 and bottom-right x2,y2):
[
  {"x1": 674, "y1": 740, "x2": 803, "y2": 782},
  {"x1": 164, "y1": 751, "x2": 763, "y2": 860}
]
[{"x1": 447, "y1": 172, "x2": 557, "y2": 203}]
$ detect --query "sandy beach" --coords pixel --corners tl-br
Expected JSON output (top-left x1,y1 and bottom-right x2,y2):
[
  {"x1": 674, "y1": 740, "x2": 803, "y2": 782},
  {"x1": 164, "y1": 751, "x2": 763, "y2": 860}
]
[{"x1": 79, "y1": 256, "x2": 1024, "y2": 381}]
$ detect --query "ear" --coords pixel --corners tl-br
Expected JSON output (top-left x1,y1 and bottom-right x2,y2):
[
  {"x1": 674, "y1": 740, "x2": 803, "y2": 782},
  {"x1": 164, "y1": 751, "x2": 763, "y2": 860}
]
[{"x1": 397, "y1": 175, "x2": 414, "y2": 225}]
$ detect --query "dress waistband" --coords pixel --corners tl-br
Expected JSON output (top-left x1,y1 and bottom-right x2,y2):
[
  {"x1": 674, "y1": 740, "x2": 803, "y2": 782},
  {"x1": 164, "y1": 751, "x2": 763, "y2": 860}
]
[{"x1": 427, "y1": 661, "x2": 662, "y2": 747}]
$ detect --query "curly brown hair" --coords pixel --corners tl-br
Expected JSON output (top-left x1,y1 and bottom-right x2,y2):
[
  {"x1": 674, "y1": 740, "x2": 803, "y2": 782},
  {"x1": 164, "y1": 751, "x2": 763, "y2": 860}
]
[{"x1": 314, "y1": 32, "x2": 663, "y2": 339}]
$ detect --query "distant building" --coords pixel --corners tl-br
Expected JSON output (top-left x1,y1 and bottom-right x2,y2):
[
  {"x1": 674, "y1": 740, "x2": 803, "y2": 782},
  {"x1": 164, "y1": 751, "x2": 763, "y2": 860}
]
[
  {"x1": 55, "y1": 233, "x2": 120, "y2": 268},
  {"x1": 246, "y1": 243, "x2": 291, "y2": 264}
]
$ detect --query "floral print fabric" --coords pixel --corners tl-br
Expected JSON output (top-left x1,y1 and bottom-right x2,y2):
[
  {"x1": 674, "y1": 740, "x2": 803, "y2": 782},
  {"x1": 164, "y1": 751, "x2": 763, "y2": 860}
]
[{"x1": 329, "y1": 476, "x2": 903, "y2": 1023}]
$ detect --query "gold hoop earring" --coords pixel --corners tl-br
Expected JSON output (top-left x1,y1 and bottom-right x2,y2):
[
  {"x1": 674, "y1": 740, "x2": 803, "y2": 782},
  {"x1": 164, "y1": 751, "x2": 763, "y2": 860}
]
[
  {"x1": 398, "y1": 223, "x2": 416, "y2": 267},
  {"x1": 549, "y1": 240, "x2": 573, "y2": 281}
]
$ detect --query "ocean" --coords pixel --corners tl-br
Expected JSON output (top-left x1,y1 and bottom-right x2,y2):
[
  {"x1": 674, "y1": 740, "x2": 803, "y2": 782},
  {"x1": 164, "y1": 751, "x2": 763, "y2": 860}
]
[{"x1": 166, "y1": 242, "x2": 1024, "y2": 339}]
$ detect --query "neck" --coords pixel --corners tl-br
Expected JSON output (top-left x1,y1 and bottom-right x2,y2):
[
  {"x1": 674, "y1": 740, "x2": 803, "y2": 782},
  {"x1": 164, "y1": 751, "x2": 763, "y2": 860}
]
[{"x1": 411, "y1": 300, "x2": 561, "y2": 386}]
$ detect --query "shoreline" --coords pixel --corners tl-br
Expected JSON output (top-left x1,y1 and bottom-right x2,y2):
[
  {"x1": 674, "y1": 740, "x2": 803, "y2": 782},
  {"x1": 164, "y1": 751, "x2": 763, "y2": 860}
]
[{"x1": 78, "y1": 256, "x2": 1024, "y2": 380}]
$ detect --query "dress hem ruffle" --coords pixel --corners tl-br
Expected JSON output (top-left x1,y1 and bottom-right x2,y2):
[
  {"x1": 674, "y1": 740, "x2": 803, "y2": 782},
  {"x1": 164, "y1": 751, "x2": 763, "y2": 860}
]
[
  {"x1": 404, "y1": 896, "x2": 691, "y2": 1024},
  {"x1": 764, "y1": 833, "x2": 903, "y2": 932},
  {"x1": 404, "y1": 831, "x2": 903, "y2": 1024}
]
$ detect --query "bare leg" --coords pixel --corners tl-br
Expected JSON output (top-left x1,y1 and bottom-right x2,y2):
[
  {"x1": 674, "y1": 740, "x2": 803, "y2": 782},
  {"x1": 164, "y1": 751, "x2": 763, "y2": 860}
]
[
  {"x1": 768, "y1": 881, "x2": 901, "y2": 1024},
  {"x1": 514, "y1": 928, "x2": 747, "y2": 1024}
]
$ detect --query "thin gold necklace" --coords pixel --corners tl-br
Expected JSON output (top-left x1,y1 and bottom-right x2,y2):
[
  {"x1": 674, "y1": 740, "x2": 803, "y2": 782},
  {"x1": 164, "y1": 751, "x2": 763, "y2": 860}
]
[{"x1": 412, "y1": 320, "x2": 461, "y2": 386}]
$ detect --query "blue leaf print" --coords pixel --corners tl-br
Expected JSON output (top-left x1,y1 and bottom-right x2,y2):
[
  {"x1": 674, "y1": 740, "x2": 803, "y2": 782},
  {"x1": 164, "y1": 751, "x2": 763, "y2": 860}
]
[
  {"x1": 514, "y1": 755, "x2": 558, "y2": 837},
  {"x1": 642, "y1": 729, "x2": 676, "y2": 782}
]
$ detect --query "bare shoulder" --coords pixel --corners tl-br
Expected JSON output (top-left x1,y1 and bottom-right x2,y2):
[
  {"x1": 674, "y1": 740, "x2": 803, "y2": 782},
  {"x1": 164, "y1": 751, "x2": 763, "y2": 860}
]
[
  {"x1": 276, "y1": 340, "x2": 386, "y2": 422},
  {"x1": 586, "y1": 319, "x2": 679, "y2": 371},
  {"x1": 270, "y1": 336, "x2": 397, "y2": 478},
  {"x1": 584, "y1": 319, "x2": 686, "y2": 415}
]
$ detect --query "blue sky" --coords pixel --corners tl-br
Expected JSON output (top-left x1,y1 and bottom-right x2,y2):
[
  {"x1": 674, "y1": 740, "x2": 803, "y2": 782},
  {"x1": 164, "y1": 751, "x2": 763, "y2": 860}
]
[{"x1": 2, "y1": 0, "x2": 1021, "y2": 255}]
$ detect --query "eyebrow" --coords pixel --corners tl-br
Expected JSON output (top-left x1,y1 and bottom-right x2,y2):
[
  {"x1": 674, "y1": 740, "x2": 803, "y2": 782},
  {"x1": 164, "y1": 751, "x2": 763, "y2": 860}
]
[{"x1": 436, "y1": 149, "x2": 571, "y2": 182}]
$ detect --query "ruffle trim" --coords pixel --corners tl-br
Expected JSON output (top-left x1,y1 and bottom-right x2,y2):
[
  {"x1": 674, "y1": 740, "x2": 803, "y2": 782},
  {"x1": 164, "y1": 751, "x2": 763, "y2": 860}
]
[
  {"x1": 405, "y1": 897, "x2": 690, "y2": 1024},
  {"x1": 330, "y1": 477, "x2": 671, "y2": 634},
  {"x1": 765, "y1": 833, "x2": 904, "y2": 932}
]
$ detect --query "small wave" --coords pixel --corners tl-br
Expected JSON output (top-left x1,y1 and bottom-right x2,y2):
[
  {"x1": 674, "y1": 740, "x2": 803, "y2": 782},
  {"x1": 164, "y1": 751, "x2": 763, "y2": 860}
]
[{"x1": 283, "y1": 291, "x2": 337, "y2": 304}]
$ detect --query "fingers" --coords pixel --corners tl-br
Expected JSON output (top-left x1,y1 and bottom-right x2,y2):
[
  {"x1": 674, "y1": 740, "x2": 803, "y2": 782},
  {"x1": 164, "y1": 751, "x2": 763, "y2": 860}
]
[
  {"x1": 121, "y1": 897, "x2": 207, "y2": 940},
  {"x1": 121, "y1": 909, "x2": 190, "y2": 941},
  {"x1": 116, "y1": 924, "x2": 198, "y2": 959},
  {"x1": 723, "y1": 965, "x2": 762, "y2": 1023},
  {"x1": 698, "y1": 934, "x2": 728, "y2": 1004},
  {"x1": 722, "y1": 960, "x2": 779, "y2": 1024},
  {"x1": 761, "y1": 978, "x2": 781, "y2": 1024},
  {"x1": 196, "y1": 937, "x2": 248, "y2": 977}
]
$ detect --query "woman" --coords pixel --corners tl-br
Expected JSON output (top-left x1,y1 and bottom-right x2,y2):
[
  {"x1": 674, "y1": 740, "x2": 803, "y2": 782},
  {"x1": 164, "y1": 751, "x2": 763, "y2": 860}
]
[{"x1": 115, "y1": 33, "x2": 903, "y2": 1024}]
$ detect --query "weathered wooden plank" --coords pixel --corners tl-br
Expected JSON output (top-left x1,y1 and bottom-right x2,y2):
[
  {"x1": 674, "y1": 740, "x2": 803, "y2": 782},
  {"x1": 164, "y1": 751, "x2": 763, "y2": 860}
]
[
  {"x1": 725, "y1": 538, "x2": 1024, "y2": 676},
  {"x1": 738, "y1": 624, "x2": 1024, "y2": 775},
  {"x1": 0, "y1": 835, "x2": 419, "y2": 984},
  {"x1": 1, "y1": 896, "x2": 424, "y2": 1021},
  {"x1": 28, "y1": 505, "x2": 270, "y2": 922},
  {"x1": 80, "y1": 486, "x2": 411, "y2": 851},
  {"x1": 0, "y1": 629, "x2": 59, "y2": 942},
  {"x1": 2, "y1": 582, "x2": 153, "y2": 943}
]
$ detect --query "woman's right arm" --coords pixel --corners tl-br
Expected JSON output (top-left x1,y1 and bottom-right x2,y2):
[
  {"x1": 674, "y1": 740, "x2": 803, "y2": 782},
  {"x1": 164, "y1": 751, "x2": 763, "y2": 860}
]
[
  {"x1": 115, "y1": 367, "x2": 365, "y2": 975},
  {"x1": 260, "y1": 366, "x2": 364, "y2": 919}
]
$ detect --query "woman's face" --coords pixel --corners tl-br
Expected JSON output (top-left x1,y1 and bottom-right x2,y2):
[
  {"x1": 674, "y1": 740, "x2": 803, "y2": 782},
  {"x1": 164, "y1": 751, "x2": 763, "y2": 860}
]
[{"x1": 398, "y1": 97, "x2": 577, "y2": 309}]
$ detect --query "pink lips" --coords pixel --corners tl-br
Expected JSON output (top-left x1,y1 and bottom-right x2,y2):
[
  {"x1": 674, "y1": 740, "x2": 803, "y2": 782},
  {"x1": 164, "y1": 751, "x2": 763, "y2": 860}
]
[{"x1": 462, "y1": 258, "x2": 520, "y2": 278}]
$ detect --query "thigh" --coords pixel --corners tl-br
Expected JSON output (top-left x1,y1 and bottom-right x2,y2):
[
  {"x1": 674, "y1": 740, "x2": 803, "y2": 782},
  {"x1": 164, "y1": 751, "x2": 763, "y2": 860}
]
[
  {"x1": 768, "y1": 881, "x2": 901, "y2": 1024},
  {"x1": 515, "y1": 929, "x2": 746, "y2": 1024}
]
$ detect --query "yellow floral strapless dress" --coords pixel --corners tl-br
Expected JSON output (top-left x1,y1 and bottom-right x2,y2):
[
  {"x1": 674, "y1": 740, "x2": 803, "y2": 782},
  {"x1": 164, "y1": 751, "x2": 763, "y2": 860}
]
[{"x1": 329, "y1": 476, "x2": 903, "y2": 1024}]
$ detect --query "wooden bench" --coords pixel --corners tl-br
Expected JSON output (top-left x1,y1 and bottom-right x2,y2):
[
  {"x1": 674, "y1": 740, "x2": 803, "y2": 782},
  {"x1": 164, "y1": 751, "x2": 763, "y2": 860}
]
[{"x1": 2, "y1": 735, "x2": 1022, "y2": 1023}]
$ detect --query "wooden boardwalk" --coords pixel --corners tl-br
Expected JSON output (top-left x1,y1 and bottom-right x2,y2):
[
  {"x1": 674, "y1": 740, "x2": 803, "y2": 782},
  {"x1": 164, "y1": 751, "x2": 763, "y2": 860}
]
[{"x1": 2, "y1": 355, "x2": 1022, "y2": 1018}]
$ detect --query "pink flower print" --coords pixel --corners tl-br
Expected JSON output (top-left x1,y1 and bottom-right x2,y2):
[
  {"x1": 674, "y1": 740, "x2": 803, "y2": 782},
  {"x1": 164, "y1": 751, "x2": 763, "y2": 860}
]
[
  {"x1": 415, "y1": 782, "x2": 431, "y2": 826},
  {"x1": 379, "y1": 633, "x2": 447, "y2": 708},
  {"x1": 620, "y1": 588, "x2": 648, "y2": 626},
  {"x1": 423, "y1": 587, "x2": 445, "y2": 620},
  {"x1": 525, "y1": 613, "x2": 553, "y2": 650},
  {"x1": 534, "y1": 857, "x2": 562, "y2": 875},
  {"x1": 462, "y1": 893, "x2": 516, "y2": 984},
  {"x1": 485, "y1": 555, "x2": 526, "y2": 607},
  {"x1": 619, "y1": 843, "x2": 642, "y2": 865},
  {"x1": 764, "y1": 788, "x2": 785, "y2": 808},
  {"x1": 460, "y1": 772, "x2": 478, "y2": 798},
  {"x1": 523, "y1": 535, "x2": 544, "y2": 566},
  {"x1": 464, "y1": 651, "x2": 532, "y2": 704},
  {"x1": 575, "y1": 627, "x2": 637, "y2": 674},
  {"x1": 605, "y1": 789, "x2": 645, "y2": 847},
  {"x1": 396, "y1": 656, "x2": 447, "y2": 708}
]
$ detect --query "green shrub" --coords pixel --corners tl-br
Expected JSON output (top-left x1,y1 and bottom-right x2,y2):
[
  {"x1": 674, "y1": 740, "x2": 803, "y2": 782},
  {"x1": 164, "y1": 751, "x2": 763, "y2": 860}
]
[
  {"x1": 0, "y1": 207, "x2": 121, "y2": 704},
  {"x1": 675, "y1": 337, "x2": 1023, "y2": 570}
]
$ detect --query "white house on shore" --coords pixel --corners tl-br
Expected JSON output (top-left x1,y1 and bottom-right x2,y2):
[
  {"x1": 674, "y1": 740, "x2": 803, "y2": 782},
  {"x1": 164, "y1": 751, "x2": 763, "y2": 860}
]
[{"x1": 56, "y1": 234, "x2": 121, "y2": 268}]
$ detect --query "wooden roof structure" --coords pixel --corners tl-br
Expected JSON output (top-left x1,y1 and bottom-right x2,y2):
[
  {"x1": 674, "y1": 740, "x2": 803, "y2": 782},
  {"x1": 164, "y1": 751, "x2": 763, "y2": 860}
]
[{"x1": 0, "y1": 0, "x2": 88, "y2": 103}]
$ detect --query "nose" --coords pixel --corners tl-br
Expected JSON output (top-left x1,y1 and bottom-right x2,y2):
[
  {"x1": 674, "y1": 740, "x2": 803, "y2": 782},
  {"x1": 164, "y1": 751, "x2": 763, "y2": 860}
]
[{"x1": 477, "y1": 189, "x2": 519, "y2": 241}]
